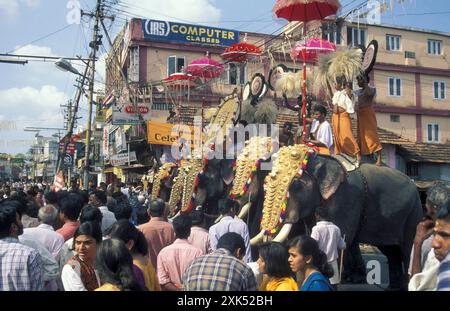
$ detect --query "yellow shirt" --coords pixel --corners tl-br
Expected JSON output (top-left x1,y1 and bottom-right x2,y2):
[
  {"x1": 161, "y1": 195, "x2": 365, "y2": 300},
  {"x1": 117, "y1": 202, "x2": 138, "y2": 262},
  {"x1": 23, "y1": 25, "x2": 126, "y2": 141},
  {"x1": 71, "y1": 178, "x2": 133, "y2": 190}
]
[
  {"x1": 133, "y1": 258, "x2": 161, "y2": 291},
  {"x1": 261, "y1": 277, "x2": 299, "y2": 291},
  {"x1": 95, "y1": 283, "x2": 121, "y2": 291}
]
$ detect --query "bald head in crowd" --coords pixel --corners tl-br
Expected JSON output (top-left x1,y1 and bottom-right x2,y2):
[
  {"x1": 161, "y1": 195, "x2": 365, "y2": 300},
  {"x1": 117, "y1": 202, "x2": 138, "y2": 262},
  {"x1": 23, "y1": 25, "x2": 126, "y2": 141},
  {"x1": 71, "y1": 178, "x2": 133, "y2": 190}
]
[{"x1": 38, "y1": 204, "x2": 58, "y2": 226}]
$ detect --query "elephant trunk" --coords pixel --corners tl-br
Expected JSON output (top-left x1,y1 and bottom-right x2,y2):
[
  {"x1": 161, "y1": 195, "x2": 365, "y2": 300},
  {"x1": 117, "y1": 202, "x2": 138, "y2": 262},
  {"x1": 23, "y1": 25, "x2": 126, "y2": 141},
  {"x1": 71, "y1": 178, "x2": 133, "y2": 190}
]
[
  {"x1": 237, "y1": 201, "x2": 252, "y2": 219},
  {"x1": 250, "y1": 230, "x2": 265, "y2": 246},
  {"x1": 272, "y1": 223, "x2": 293, "y2": 243}
]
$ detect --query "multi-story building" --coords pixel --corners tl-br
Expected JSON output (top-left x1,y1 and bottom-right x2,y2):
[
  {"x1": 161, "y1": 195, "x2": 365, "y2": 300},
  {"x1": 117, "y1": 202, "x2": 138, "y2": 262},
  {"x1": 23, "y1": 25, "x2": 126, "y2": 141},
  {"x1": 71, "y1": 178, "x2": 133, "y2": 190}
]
[
  {"x1": 322, "y1": 21, "x2": 450, "y2": 144},
  {"x1": 103, "y1": 18, "x2": 450, "y2": 185},
  {"x1": 29, "y1": 135, "x2": 58, "y2": 182}
]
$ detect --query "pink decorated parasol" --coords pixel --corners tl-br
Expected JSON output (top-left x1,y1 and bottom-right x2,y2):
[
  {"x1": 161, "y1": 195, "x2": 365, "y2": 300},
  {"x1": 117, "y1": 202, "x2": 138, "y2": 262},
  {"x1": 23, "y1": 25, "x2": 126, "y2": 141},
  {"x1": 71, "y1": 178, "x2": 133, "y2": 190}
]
[
  {"x1": 290, "y1": 38, "x2": 336, "y2": 62},
  {"x1": 186, "y1": 57, "x2": 225, "y2": 79}
]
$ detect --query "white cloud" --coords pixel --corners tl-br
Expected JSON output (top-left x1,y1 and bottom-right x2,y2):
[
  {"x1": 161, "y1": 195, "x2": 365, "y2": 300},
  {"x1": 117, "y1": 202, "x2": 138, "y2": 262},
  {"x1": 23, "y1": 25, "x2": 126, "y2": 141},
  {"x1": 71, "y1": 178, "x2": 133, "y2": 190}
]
[
  {"x1": 0, "y1": 85, "x2": 68, "y2": 153},
  {"x1": 121, "y1": 0, "x2": 221, "y2": 26},
  {"x1": 0, "y1": 85, "x2": 67, "y2": 121},
  {"x1": 0, "y1": 0, "x2": 40, "y2": 19},
  {"x1": 13, "y1": 43, "x2": 55, "y2": 55},
  {"x1": 6, "y1": 44, "x2": 83, "y2": 89}
]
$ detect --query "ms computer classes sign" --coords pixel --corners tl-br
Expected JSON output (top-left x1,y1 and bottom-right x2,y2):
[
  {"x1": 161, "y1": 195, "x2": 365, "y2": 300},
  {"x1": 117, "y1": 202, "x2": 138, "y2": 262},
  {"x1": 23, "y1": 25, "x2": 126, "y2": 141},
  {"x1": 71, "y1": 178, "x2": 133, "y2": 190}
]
[{"x1": 142, "y1": 19, "x2": 239, "y2": 47}]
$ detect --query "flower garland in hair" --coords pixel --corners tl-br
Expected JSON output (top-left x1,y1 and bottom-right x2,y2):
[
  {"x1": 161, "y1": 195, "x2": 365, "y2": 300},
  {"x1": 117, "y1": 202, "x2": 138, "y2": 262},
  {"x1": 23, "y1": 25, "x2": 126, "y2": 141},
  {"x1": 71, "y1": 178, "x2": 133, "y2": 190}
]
[{"x1": 264, "y1": 149, "x2": 315, "y2": 236}]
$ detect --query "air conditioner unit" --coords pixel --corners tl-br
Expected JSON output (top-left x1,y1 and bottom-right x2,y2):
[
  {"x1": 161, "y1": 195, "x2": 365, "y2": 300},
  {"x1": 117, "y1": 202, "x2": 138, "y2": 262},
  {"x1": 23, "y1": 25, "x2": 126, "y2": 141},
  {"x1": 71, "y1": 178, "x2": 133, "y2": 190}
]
[
  {"x1": 405, "y1": 51, "x2": 416, "y2": 66},
  {"x1": 405, "y1": 51, "x2": 416, "y2": 59}
]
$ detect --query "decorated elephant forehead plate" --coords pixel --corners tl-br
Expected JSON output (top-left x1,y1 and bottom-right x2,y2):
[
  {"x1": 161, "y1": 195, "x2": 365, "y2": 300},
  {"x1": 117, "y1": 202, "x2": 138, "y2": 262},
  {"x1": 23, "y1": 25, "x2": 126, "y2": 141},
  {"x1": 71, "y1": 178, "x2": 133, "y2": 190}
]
[
  {"x1": 230, "y1": 136, "x2": 272, "y2": 199},
  {"x1": 180, "y1": 158, "x2": 204, "y2": 213},
  {"x1": 204, "y1": 94, "x2": 239, "y2": 146},
  {"x1": 151, "y1": 162, "x2": 177, "y2": 200},
  {"x1": 168, "y1": 165, "x2": 187, "y2": 216},
  {"x1": 261, "y1": 144, "x2": 311, "y2": 234}
]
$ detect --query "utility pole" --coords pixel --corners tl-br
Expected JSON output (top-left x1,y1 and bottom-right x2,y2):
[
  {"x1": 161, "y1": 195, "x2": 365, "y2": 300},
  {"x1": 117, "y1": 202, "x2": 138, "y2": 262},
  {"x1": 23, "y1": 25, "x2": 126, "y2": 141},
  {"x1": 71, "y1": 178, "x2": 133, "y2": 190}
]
[
  {"x1": 82, "y1": 0, "x2": 103, "y2": 190},
  {"x1": 55, "y1": 57, "x2": 92, "y2": 178}
]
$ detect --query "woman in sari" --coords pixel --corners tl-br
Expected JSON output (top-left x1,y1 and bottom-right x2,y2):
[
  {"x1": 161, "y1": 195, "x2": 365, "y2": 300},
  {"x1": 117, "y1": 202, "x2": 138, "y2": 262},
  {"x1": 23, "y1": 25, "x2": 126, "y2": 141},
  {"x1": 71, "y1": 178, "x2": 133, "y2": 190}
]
[{"x1": 61, "y1": 221, "x2": 102, "y2": 291}]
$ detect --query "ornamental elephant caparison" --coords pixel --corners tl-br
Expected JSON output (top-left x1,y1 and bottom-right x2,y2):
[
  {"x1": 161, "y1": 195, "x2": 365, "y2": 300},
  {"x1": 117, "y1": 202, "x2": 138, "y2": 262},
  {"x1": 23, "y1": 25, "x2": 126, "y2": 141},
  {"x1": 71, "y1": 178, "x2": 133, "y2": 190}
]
[{"x1": 252, "y1": 153, "x2": 423, "y2": 290}]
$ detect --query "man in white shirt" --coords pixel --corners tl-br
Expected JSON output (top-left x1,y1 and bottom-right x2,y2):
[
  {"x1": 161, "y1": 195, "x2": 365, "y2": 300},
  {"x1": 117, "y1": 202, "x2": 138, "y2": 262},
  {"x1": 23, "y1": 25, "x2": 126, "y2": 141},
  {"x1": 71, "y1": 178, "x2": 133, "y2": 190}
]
[
  {"x1": 209, "y1": 197, "x2": 252, "y2": 263},
  {"x1": 311, "y1": 207, "x2": 346, "y2": 286},
  {"x1": 88, "y1": 190, "x2": 117, "y2": 234},
  {"x1": 21, "y1": 204, "x2": 65, "y2": 260},
  {"x1": 308, "y1": 104, "x2": 334, "y2": 155}
]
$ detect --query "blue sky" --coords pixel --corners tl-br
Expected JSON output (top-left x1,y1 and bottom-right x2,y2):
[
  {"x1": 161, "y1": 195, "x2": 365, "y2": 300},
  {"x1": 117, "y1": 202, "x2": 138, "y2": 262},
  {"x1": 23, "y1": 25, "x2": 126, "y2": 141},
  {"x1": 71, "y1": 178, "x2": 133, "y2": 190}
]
[{"x1": 0, "y1": 0, "x2": 449, "y2": 154}]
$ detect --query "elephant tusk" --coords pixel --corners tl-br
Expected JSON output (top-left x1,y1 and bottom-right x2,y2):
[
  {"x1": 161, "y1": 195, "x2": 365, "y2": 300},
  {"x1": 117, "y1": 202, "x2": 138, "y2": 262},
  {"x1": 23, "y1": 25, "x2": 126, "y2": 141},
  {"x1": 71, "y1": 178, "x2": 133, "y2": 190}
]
[
  {"x1": 214, "y1": 214, "x2": 224, "y2": 224},
  {"x1": 272, "y1": 223, "x2": 293, "y2": 243},
  {"x1": 250, "y1": 230, "x2": 265, "y2": 246},
  {"x1": 238, "y1": 201, "x2": 252, "y2": 219},
  {"x1": 168, "y1": 211, "x2": 180, "y2": 223}
]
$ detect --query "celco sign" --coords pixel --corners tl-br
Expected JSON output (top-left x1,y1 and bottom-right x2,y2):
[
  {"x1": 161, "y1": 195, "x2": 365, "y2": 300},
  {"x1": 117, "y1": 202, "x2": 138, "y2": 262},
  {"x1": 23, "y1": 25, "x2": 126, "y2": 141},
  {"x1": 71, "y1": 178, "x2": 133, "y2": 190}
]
[{"x1": 142, "y1": 19, "x2": 239, "y2": 46}]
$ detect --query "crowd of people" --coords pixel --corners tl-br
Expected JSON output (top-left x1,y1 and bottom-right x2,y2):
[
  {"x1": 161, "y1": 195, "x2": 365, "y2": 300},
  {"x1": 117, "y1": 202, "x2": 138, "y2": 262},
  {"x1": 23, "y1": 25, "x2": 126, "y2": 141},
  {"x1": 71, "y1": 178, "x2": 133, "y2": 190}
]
[{"x1": 0, "y1": 180, "x2": 449, "y2": 291}]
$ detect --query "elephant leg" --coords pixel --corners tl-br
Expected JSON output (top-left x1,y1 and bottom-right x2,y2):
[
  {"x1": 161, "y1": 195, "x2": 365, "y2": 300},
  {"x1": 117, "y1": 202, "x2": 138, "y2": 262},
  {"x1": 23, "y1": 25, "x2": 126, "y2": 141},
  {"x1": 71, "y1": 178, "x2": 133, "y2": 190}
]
[
  {"x1": 343, "y1": 242, "x2": 366, "y2": 284},
  {"x1": 377, "y1": 245, "x2": 406, "y2": 291}
]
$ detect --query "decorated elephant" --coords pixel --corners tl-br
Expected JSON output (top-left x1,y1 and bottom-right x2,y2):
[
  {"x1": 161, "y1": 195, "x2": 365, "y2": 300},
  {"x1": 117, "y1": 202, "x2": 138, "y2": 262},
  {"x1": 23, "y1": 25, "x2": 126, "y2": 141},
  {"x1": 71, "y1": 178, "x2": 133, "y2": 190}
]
[
  {"x1": 251, "y1": 145, "x2": 423, "y2": 290},
  {"x1": 167, "y1": 94, "x2": 241, "y2": 222},
  {"x1": 150, "y1": 162, "x2": 179, "y2": 202}
]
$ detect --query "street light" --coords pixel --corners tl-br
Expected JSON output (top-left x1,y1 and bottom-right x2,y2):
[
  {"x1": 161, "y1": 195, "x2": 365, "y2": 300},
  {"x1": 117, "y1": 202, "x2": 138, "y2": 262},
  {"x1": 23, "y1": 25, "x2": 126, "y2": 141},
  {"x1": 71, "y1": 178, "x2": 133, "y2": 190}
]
[{"x1": 55, "y1": 58, "x2": 82, "y2": 76}]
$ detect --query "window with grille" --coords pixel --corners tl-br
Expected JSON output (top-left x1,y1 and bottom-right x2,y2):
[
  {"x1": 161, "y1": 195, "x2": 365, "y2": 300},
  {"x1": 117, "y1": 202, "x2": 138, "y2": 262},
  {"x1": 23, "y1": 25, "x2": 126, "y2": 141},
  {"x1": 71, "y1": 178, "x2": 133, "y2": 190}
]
[
  {"x1": 390, "y1": 115, "x2": 400, "y2": 123},
  {"x1": 167, "y1": 56, "x2": 185, "y2": 76},
  {"x1": 388, "y1": 77, "x2": 402, "y2": 97},
  {"x1": 322, "y1": 23, "x2": 342, "y2": 45},
  {"x1": 427, "y1": 124, "x2": 439, "y2": 142},
  {"x1": 433, "y1": 81, "x2": 446, "y2": 100},
  {"x1": 347, "y1": 27, "x2": 366, "y2": 47},
  {"x1": 405, "y1": 51, "x2": 415, "y2": 59},
  {"x1": 427, "y1": 39, "x2": 442, "y2": 55},
  {"x1": 386, "y1": 34, "x2": 401, "y2": 51},
  {"x1": 406, "y1": 162, "x2": 419, "y2": 177}
]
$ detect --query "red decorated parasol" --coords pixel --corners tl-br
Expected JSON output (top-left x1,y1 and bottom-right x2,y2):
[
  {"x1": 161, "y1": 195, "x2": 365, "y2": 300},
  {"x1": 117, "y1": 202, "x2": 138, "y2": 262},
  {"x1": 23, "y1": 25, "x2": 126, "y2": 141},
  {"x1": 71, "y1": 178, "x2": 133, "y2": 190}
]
[
  {"x1": 186, "y1": 57, "x2": 225, "y2": 79},
  {"x1": 163, "y1": 73, "x2": 196, "y2": 88},
  {"x1": 221, "y1": 42, "x2": 262, "y2": 63},
  {"x1": 273, "y1": 0, "x2": 340, "y2": 143},
  {"x1": 290, "y1": 38, "x2": 336, "y2": 62}
]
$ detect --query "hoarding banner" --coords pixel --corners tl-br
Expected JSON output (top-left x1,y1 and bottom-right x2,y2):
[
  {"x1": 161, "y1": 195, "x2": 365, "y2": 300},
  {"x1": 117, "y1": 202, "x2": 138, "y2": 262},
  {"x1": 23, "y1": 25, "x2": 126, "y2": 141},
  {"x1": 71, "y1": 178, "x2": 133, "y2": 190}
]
[{"x1": 142, "y1": 19, "x2": 239, "y2": 47}]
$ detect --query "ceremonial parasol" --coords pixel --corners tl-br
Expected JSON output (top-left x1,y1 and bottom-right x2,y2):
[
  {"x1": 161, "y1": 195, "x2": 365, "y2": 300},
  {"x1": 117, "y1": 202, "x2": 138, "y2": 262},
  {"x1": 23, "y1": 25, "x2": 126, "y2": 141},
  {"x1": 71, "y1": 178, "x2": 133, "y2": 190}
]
[
  {"x1": 186, "y1": 56, "x2": 225, "y2": 79},
  {"x1": 220, "y1": 42, "x2": 262, "y2": 63},
  {"x1": 163, "y1": 73, "x2": 197, "y2": 106},
  {"x1": 273, "y1": 0, "x2": 341, "y2": 142},
  {"x1": 290, "y1": 38, "x2": 336, "y2": 62}
]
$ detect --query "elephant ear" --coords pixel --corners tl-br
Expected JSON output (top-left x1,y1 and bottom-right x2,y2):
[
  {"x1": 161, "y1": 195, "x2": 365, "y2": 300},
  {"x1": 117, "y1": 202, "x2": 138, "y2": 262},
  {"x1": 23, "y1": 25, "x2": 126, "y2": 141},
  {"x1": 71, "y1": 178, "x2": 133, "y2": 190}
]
[{"x1": 307, "y1": 154, "x2": 346, "y2": 200}]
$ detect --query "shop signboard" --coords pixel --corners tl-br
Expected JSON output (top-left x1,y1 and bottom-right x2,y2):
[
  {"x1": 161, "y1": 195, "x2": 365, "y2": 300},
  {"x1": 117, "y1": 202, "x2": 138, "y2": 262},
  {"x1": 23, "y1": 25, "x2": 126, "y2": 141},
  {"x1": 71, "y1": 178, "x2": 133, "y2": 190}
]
[
  {"x1": 110, "y1": 151, "x2": 137, "y2": 167},
  {"x1": 142, "y1": 19, "x2": 239, "y2": 47},
  {"x1": 147, "y1": 120, "x2": 203, "y2": 147}
]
